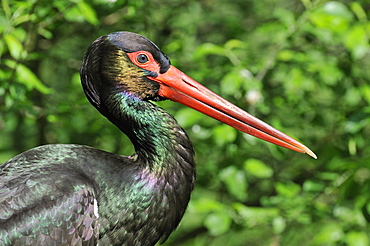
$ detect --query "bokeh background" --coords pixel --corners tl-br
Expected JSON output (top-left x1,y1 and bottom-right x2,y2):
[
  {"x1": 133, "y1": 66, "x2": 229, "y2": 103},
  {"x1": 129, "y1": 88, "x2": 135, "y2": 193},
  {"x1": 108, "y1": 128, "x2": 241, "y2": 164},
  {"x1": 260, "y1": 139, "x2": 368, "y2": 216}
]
[{"x1": 1, "y1": 0, "x2": 369, "y2": 245}]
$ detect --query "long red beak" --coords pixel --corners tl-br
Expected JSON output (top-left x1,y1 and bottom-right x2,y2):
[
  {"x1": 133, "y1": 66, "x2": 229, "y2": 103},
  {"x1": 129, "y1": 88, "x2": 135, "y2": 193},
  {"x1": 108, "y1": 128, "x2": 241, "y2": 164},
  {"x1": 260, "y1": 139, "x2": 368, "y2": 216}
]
[{"x1": 149, "y1": 65, "x2": 317, "y2": 159}]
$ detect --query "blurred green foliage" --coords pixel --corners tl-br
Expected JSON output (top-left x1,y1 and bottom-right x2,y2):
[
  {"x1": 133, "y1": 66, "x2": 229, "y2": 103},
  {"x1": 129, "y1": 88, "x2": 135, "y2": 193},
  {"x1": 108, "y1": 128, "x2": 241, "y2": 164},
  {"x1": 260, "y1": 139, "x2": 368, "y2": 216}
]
[{"x1": 1, "y1": 0, "x2": 369, "y2": 245}]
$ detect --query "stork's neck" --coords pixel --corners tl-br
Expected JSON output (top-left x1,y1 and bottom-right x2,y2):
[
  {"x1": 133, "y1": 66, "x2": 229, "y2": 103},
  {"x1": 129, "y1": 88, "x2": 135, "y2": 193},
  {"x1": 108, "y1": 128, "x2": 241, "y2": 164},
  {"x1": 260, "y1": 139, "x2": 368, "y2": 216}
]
[{"x1": 102, "y1": 91, "x2": 195, "y2": 173}]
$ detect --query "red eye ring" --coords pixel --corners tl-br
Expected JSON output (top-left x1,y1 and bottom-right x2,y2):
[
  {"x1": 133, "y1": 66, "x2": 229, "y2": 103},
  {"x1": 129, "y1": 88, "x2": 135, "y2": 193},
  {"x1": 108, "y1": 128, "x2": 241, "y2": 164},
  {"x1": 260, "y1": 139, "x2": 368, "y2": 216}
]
[{"x1": 127, "y1": 51, "x2": 160, "y2": 73}]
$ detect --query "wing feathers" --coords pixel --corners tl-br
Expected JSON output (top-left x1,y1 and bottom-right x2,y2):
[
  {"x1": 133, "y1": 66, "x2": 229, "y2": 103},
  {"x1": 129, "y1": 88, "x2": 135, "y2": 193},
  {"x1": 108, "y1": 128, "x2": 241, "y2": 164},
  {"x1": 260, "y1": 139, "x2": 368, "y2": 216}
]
[{"x1": 0, "y1": 167, "x2": 99, "y2": 246}]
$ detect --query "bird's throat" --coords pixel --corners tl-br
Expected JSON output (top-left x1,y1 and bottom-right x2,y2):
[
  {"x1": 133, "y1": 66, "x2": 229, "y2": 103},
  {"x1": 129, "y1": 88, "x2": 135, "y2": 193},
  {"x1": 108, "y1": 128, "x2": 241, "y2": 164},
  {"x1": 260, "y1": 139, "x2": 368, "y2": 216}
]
[{"x1": 103, "y1": 91, "x2": 195, "y2": 174}]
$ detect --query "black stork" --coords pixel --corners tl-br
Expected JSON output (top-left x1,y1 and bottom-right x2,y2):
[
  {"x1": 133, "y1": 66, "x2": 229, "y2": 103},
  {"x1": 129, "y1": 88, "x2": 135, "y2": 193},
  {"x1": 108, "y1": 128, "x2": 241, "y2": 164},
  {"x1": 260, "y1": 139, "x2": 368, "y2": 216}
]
[{"x1": 0, "y1": 31, "x2": 316, "y2": 246}]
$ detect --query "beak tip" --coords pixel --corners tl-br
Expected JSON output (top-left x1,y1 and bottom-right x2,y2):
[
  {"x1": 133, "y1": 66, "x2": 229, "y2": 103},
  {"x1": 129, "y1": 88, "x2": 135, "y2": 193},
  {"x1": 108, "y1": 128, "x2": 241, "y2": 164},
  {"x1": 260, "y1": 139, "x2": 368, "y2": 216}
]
[{"x1": 305, "y1": 148, "x2": 317, "y2": 159}]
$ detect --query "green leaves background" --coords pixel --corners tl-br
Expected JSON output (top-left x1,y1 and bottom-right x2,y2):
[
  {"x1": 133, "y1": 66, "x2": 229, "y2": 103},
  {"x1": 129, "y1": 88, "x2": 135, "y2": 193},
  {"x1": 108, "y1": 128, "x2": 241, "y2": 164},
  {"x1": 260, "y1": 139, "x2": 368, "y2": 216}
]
[{"x1": 0, "y1": 0, "x2": 369, "y2": 245}]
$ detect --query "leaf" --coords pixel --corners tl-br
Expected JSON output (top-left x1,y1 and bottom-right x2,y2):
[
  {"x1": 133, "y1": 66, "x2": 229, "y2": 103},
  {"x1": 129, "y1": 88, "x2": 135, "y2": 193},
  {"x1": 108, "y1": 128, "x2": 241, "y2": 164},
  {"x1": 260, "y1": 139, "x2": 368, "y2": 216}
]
[
  {"x1": 313, "y1": 224, "x2": 343, "y2": 244},
  {"x1": 220, "y1": 69, "x2": 243, "y2": 96},
  {"x1": 213, "y1": 124, "x2": 237, "y2": 146},
  {"x1": 345, "y1": 231, "x2": 369, "y2": 246},
  {"x1": 233, "y1": 203, "x2": 279, "y2": 227},
  {"x1": 309, "y1": 2, "x2": 353, "y2": 33},
  {"x1": 244, "y1": 158, "x2": 273, "y2": 178},
  {"x1": 277, "y1": 49, "x2": 295, "y2": 62},
  {"x1": 322, "y1": 1, "x2": 353, "y2": 20},
  {"x1": 361, "y1": 84, "x2": 370, "y2": 104},
  {"x1": 38, "y1": 27, "x2": 53, "y2": 39},
  {"x1": 224, "y1": 39, "x2": 245, "y2": 50},
  {"x1": 16, "y1": 65, "x2": 53, "y2": 94},
  {"x1": 344, "y1": 110, "x2": 370, "y2": 134},
  {"x1": 193, "y1": 43, "x2": 224, "y2": 58},
  {"x1": 204, "y1": 212, "x2": 232, "y2": 236},
  {"x1": 64, "y1": 5, "x2": 85, "y2": 23},
  {"x1": 13, "y1": 14, "x2": 31, "y2": 26},
  {"x1": 318, "y1": 62, "x2": 343, "y2": 86},
  {"x1": 344, "y1": 87, "x2": 362, "y2": 106},
  {"x1": 219, "y1": 166, "x2": 247, "y2": 201},
  {"x1": 174, "y1": 107, "x2": 204, "y2": 128},
  {"x1": 77, "y1": 1, "x2": 98, "y2": 25},
  {"x1": 189, "y1": 198, "x2": 225, "y2": 213},
  {"x1": 272, "y1": 216, "x2": 286, "y2": 234},
  {"x1": 4, "y1": 60, "x2": 52, "y2": 94},
  {"x1": 275, "y1": 182, "x2": 301, "y2": 197},
  {"x1": 333, "y1": 206, "x2": 361, "y2": 224},
  {"x1": 350, "y1": 2, "x2": 367, "y2": 22},
  {"x1": 4, "y1": 33, "x2": 25, "y2": 60},
  {"x1": 302, "y1": 180, "x2": 325, "y2": 192},
  {"x1": 274, "y1": 7, "x2": 295, "y2": 28},
  {"x1": 343, "y1": 25, "x2": 369, "y2": 60},
  {"x1": 2, "y1": 0, "x2": 11, "y2": 19}
]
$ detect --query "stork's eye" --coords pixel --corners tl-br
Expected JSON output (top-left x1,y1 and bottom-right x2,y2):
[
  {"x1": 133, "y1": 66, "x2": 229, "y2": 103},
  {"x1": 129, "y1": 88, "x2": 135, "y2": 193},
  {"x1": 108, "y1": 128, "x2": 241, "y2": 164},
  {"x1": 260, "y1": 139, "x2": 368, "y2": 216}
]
[{"x1": 137, "y1": 54, "x2": 149, "y2": 64}]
